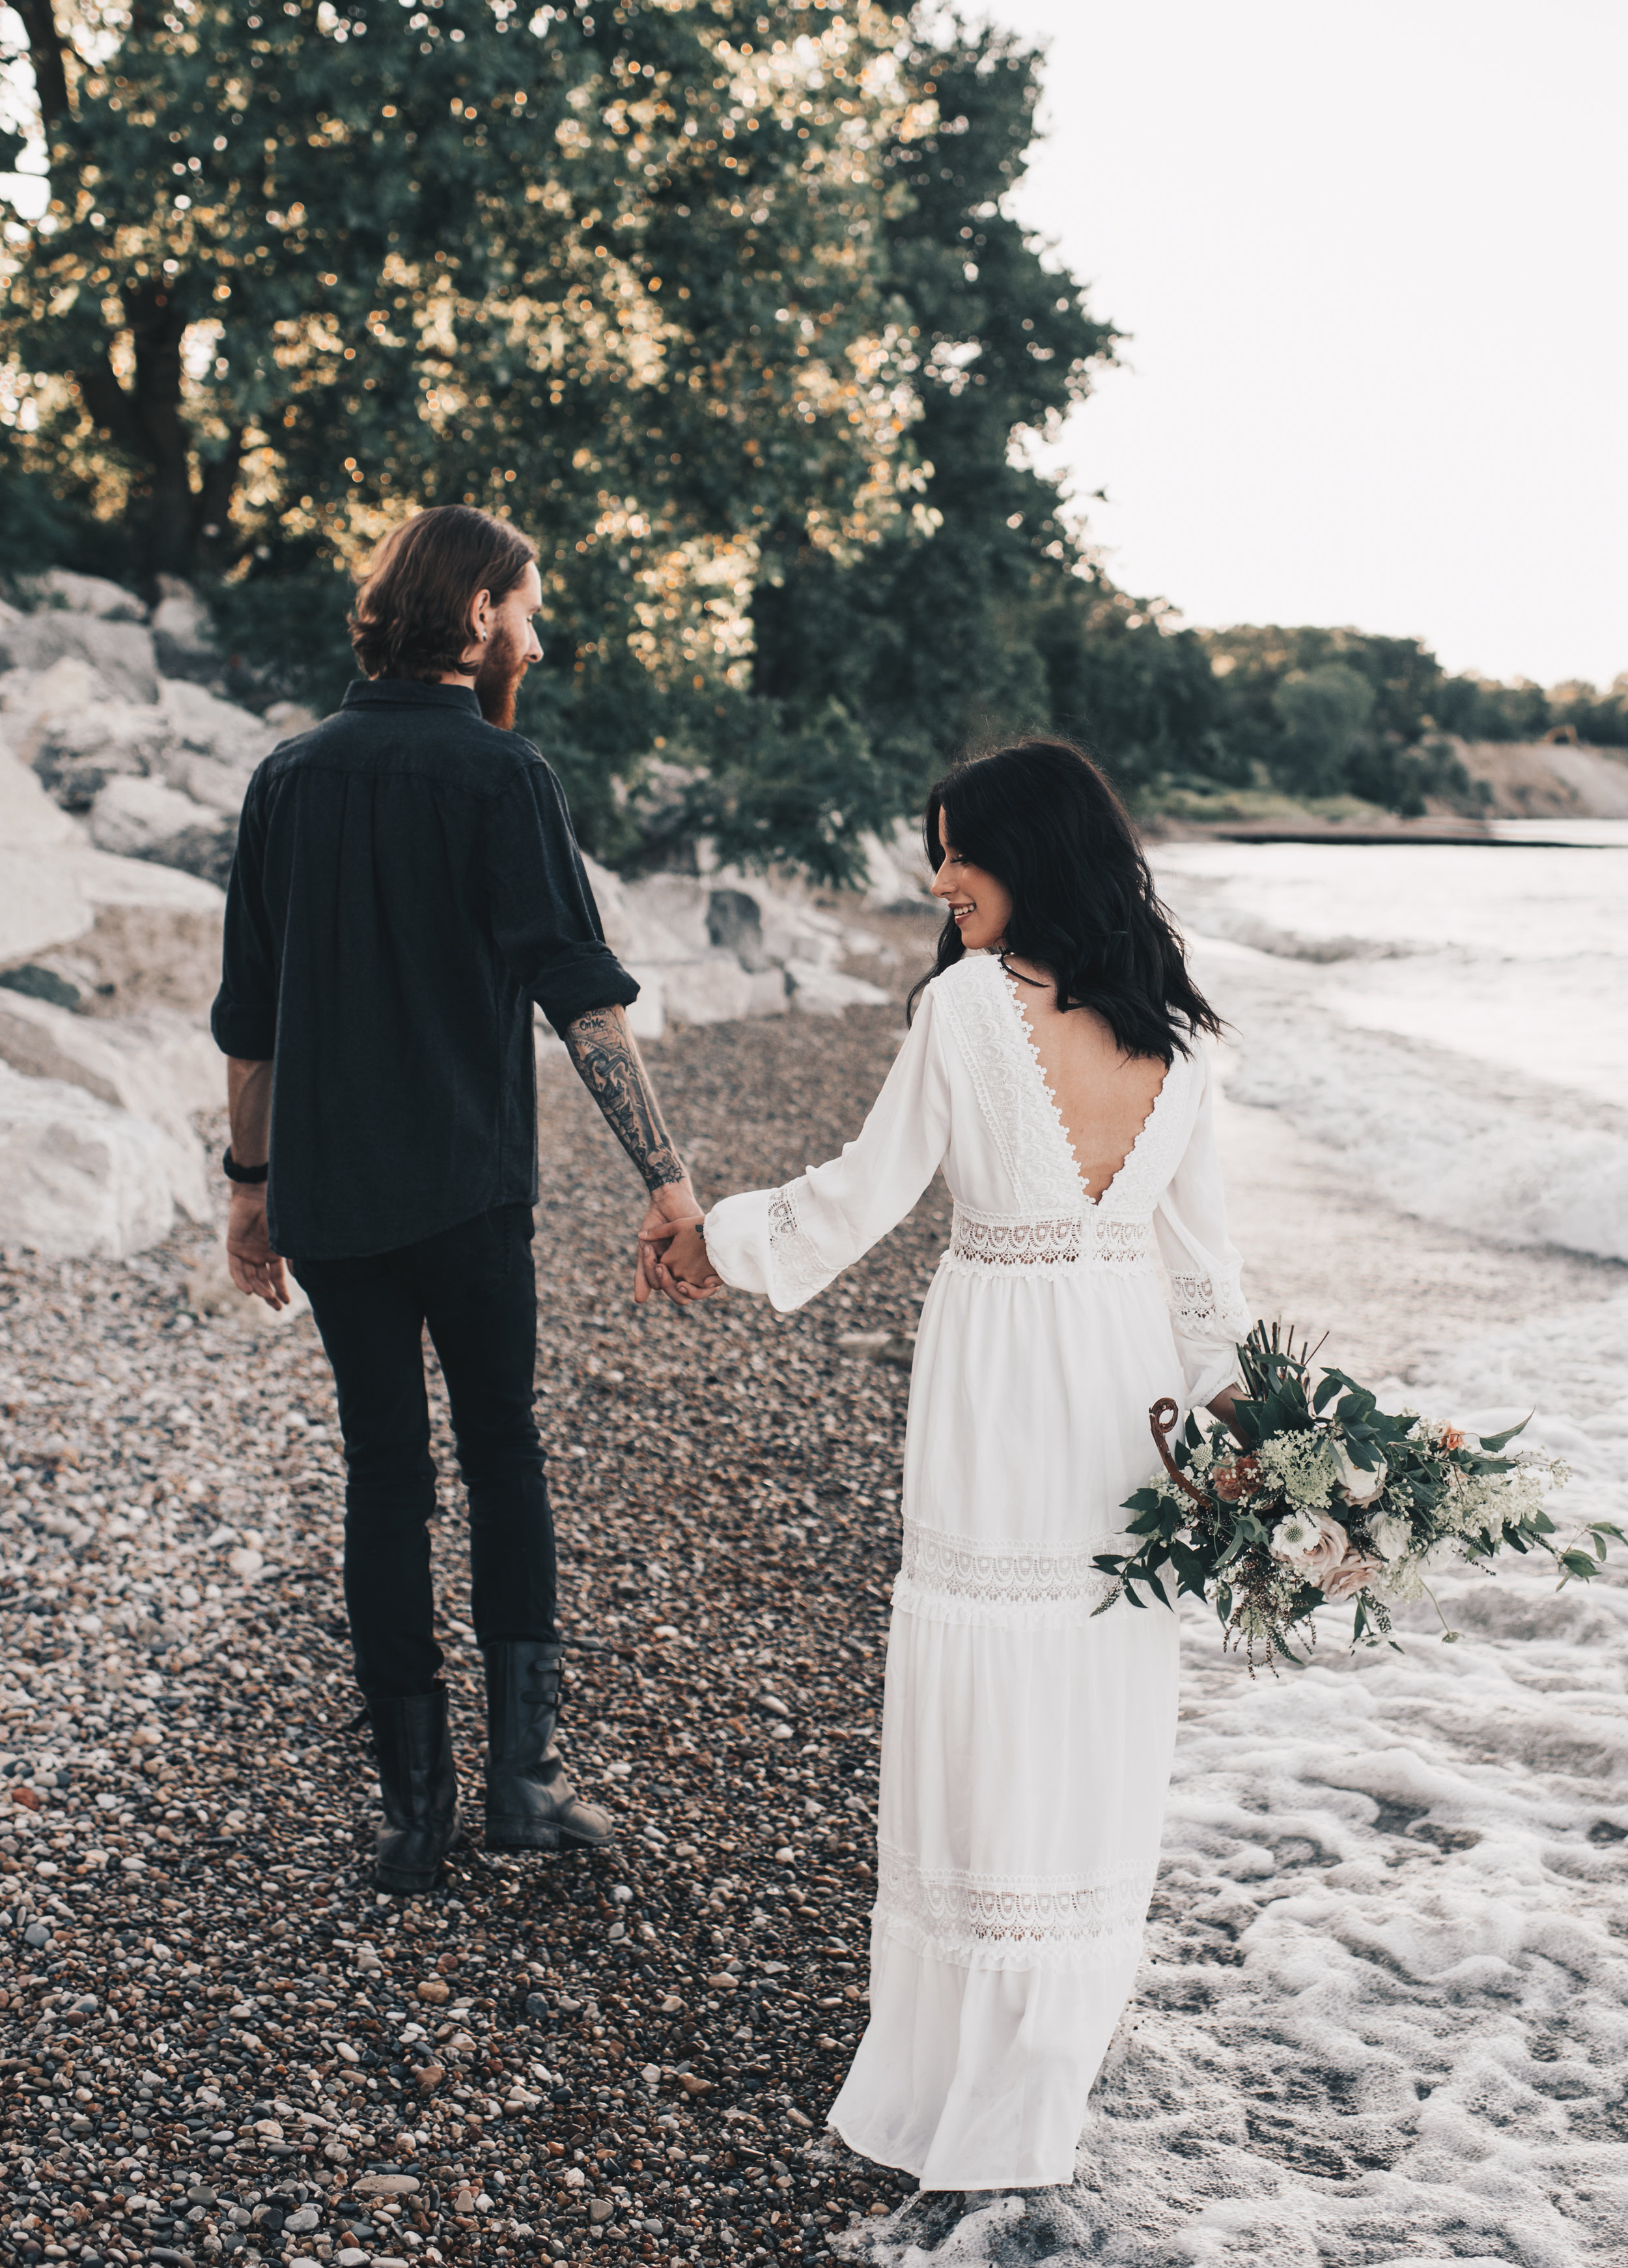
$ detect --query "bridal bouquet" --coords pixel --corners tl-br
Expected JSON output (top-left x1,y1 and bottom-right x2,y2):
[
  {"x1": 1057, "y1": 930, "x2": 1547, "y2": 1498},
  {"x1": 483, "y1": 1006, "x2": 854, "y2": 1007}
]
[{"x1": 1094, "y1": 1322, "x2": 1623, "y2": 1668}]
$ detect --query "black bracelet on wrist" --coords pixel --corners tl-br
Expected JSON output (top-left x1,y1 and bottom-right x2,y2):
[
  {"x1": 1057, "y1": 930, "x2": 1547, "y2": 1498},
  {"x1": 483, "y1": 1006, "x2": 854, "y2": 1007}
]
[{"x1": 222, "y1": 1148, "x2": 269, "y2": 1185}]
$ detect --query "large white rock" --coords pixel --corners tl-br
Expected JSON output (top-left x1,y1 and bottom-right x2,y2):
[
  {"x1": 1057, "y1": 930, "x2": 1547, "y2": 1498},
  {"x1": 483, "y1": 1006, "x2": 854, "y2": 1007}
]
[
  {"x1": 0, "y1": 746, "x2": 77, "y2": 851},
  {"x1": 619, "y1": 972, "x2": 666, "y2": 1043},
  {"x1": 88, "y1": 774, "x2": 234, "y2": 884},
  {"x1": 21, "y1": 570, "x2": 147, "y2": 623},
  {"x1": 1, "y1": 653, "x2": 111, "y2": 733},
  {"x1": 0, "y1": 1060, "x2": 175, "y2": 1258},
  {"x1": 54, "y1": 849, "x2": 226, "y2": 1020},
  {"x1": 0, "y1": 855, "x2": 91, "y2": 972},
  {"x1": 0, "y1": 750, "x2": 92, "y2": 967},
  {"x1": 577, "y1": 853, "x2": 883, "y2": 1026},
  {"x1": 16, "y1": 666, "x2": 270, "y2": 814},
  {"x1": 26, "y1": 693, "x2": 173, "y2": 807},
  {"x1": 0, "y1": 612, "x2": 159, "y2": 705},
  {"x1": 160, "y1": 677, "x2": 275, "y2": 769},
  {"x1": 0, "y1": 742, "x2": 227, "y2": 1010},
  {"x1": 0, "y1": 989, "x2": 215, "y2": 1221},
  {"x1": 658, "y1": 954, "x2": 765, "y2": 1027},
  {"x1": 860, "y1": 817, "x2": 937, "y2": 911},
  {"x1": 784, "y1": 960, "x2": 891, "y2": 1014},
  {"x1": 150, "y1": 578, "x2": 219, "y2": 682}
]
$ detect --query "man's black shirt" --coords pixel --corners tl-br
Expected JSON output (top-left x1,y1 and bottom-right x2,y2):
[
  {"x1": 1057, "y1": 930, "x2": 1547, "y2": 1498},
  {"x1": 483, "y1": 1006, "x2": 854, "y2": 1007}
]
[{"x1": 211, "y1": 676, "x2": 638, "y2": 1259}]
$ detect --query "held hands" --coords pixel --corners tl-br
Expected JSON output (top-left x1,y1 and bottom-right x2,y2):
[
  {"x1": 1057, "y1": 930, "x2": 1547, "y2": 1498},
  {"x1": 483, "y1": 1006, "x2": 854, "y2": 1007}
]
[
  {"x1": 635, "y1": 1181, "x2": 723, "y2": 1306},
  {"x1": 654, "y1": 1222, "x2": 723, "y2": 1304},
  {"x1": 225, "y1": 1187, "x2": 291, "y2": 1311}
]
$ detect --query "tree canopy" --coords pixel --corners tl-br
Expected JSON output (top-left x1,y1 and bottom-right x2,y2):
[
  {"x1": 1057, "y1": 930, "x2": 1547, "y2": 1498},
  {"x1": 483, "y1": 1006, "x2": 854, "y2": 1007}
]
[{"x1": 3, "y1": 3, "x2": 1621, "y2": 866}]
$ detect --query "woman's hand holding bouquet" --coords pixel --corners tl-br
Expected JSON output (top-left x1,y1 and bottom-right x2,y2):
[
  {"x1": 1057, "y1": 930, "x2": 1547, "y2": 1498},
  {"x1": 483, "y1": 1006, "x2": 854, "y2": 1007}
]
[{"x1": 1095, "y1": 1322, "x2": 1625, "y2": 1669}]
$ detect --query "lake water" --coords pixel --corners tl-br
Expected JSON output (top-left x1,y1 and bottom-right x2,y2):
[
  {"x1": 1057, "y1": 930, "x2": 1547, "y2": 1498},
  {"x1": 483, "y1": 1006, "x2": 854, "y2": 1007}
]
[{"x1": 1153, "y1": 826, "x2": 1628, "y2": 1266}]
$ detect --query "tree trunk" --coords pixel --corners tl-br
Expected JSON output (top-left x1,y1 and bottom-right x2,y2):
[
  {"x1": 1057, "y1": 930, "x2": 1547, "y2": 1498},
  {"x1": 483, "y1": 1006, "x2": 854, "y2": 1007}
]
[
  {"x1": 17, "y1": 3, "x2": 70, "y2": 135},
  {"x1": 127, "y1": 280, "x2": 195, "y2": 578}
]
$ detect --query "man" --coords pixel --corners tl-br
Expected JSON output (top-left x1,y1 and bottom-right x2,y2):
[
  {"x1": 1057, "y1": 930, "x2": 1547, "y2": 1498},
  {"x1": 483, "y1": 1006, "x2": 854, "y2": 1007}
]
[{"x1": 212, "y1": 505, "x2": 701, "y2": 1893}]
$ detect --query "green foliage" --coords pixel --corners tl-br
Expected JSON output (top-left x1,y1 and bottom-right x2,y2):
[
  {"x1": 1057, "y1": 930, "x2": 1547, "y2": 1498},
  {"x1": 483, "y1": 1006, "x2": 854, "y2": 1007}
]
[
  {"x1": 1093, "y1": 1319, "x2": 1610, "y2": 1673},
  {"x1": 0, "y1": 430, "x2": 141, "y2": 584},
  {"x1": 1269, "y1": 661, "x2": 1374, "y2": 797},
  {"x1": 1190, "y1": 624, "x2": 1628, "y2": 814},
  {"x1": 748, "y1": 16, "x2": 1119, "y2": 810},
  {"x1": 1344, "y1": 733, "x2": 1491, "y2": 821}
]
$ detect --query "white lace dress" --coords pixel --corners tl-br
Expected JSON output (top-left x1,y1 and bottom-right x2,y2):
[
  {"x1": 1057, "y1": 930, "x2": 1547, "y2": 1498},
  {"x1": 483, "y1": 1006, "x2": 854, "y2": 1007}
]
[{"x1": 701, "y1": 950, "x2": 1248, "y2": 2190}]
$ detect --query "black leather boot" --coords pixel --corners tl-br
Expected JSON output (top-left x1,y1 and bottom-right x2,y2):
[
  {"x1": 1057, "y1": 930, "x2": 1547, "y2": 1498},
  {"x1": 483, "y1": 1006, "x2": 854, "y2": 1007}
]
[
  {"x1": 483, "y1": 1639, "x2": 614, "y2": 1851},
  {"x1": 371, "y1": 1686, "x2": 460, "y2": 1893}
]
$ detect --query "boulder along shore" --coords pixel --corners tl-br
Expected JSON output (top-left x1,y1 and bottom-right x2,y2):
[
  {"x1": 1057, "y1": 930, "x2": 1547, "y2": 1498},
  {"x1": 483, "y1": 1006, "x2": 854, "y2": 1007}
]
[{"x1": 0, "y1": 978, "x2": 947, "y2": 2268}]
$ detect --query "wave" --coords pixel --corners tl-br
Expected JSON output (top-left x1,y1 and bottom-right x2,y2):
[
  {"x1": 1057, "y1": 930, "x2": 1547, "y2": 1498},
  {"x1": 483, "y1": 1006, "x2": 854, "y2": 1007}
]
[{"x1": 1190, "y1": 935, "x2": 1628, "y2": 1268}]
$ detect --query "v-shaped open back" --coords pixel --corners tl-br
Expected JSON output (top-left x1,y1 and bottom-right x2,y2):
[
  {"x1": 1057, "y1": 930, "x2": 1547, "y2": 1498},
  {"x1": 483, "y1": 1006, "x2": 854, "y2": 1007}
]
[{"x1": 998, "y1": 964, "x2": 1171, "y2": 1210}]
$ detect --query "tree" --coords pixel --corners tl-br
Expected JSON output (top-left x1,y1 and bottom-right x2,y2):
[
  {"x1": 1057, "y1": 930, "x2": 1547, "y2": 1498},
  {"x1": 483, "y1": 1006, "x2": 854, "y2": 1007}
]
[
  {"x1": 1, "y1": 0, "x2": 925, "y2": 631},
  {"x1": 1269, "y1": 662, "x2": 1374, "y2": 797},
  {"x1": 749, "y1": 16, "x2": 1117, "y2": 808}
]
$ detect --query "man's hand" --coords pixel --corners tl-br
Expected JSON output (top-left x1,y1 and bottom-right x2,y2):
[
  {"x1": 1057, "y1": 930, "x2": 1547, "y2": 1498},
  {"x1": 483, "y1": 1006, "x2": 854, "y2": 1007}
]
[
  {"x1": 226, "y1": 1187, "x2": 290, "y2": 1311},
  {"x1": 634, "y1": 1180, "x2": 712, "y2": 1305}
]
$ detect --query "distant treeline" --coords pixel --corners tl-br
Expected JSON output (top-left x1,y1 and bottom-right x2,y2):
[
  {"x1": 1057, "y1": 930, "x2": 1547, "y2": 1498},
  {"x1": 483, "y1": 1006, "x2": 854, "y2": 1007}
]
[
  {"x1": 1072, "y1": 617, "x2": 1628, "y2": 820},
  {"x1": 3, "y1": 1, "x2": 1619, "y2": 868}
]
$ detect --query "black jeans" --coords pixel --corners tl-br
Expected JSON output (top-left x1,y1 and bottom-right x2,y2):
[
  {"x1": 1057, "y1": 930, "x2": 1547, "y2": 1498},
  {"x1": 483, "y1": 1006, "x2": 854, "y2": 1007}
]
[{"x1": 290, "y1": 1202, "x2": 556, "y2": 1698}]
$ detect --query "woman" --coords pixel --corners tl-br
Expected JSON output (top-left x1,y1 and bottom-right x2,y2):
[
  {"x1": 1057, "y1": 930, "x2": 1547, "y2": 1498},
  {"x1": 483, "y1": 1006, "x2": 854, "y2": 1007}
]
[{"x1": 653, "y1": 741, "x2": 1247, "y2": 2192}]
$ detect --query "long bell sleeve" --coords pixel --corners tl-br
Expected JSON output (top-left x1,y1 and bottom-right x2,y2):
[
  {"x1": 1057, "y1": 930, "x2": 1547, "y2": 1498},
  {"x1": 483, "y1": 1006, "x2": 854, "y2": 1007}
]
[
  {"x1": 1153, "y1": 1045, "x2": 1250, "y2": 1408},
  {"x1": 703, "y1": 985, "x2": 954, "y2": 1313}
]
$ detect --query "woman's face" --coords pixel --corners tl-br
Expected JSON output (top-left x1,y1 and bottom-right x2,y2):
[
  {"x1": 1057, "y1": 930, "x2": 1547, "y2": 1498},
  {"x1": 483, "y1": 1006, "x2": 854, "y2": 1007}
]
[{"x1": 932, "y1": 807, "x2": 1014, "y2": 952}]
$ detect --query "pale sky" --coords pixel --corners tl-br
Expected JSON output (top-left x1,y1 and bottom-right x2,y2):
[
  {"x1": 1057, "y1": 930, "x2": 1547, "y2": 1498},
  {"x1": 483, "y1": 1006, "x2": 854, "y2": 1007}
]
[{"x1": 988, "y1": 0, "x2": 1628, "y2": 689}]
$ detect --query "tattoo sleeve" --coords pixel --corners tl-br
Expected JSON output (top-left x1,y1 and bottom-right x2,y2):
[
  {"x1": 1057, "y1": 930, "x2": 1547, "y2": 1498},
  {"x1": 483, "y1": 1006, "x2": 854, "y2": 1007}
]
[{"x1": 561, "y1": 1004, "x2": 687, "y2": 1191}]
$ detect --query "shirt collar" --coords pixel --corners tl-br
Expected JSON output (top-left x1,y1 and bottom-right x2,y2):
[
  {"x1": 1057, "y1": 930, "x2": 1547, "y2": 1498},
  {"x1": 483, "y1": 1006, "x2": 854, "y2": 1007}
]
[{"x1": 343, "y1": 677, "x2": 483, "y2": 716}]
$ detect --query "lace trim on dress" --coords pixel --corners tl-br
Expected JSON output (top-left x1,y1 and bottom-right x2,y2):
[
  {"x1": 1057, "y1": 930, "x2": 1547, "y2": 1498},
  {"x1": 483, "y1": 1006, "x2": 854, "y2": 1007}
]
[
  {"x1": 934, "y1": 958, "x2": 1082, "y2": 1216},
  {"x1": 893, "y1": 1515, "x2": 1122, "y2": 1628},
  {"x1": 766, "y1": 1184, "x2": 833, "y2": 1307},
  {"x1": 873, "y1": 1841, "x2": 1157, "y2": 1971},
  {"x1": 1168, "y1": 1265, "x2": 1251, "y2": 1344},
  {"x1": 947, "y1": 1205, "x2": 1153, "y2": 1273}
]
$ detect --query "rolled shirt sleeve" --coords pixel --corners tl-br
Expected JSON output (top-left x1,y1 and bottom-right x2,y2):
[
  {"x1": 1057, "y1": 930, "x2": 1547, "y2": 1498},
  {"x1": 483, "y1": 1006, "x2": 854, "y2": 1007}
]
[
  {"x1": 486, "y1": 759, "x2": 640, "y2": 1032},
  {"x1": 210, "y1": 770, "x2": 279, "y2": 1061}
]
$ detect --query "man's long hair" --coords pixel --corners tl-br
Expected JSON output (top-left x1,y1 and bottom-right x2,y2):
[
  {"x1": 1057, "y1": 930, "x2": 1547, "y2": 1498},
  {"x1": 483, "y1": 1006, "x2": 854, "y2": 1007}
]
[
  {"x1": 350, "y1": 505, "x2": 537, "y2": 681},
  {"x1": 908, "y1": 737, "x2": 1222, "y2": 1064}
]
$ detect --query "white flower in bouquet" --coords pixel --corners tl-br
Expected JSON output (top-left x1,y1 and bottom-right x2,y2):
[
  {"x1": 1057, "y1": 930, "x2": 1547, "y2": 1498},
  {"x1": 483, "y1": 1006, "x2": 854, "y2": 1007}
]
[
  {"x1": 1421, "y1": 1535, "x2": 1468, "y2": 1577},
  {"x1": 1255, "y1": 1432, "x2": 1338, "y2": 1511},
  {"x1": 1269, "y1": 1507, "x2": 1350, "y2": 1582},
  {"x1": 1366, "y1": 1508, "x2": 1415, "y2": 1565},
  {"x1": 1329, "y1": 1439, "x2": 1387, "y2": 1507}
]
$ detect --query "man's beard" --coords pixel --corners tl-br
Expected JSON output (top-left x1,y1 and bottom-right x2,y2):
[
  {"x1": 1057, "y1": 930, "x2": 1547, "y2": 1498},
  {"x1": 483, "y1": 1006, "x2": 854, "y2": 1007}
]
[{"x1": 473, "y1": 621, "x2": 529, "y2": 729}]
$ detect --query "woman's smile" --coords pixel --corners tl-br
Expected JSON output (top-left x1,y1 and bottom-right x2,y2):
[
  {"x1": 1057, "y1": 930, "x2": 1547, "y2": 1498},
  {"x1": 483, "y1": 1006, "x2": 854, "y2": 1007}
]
[{"x1": 931, "y1": 811, "x2": 1014, "y2": 950}]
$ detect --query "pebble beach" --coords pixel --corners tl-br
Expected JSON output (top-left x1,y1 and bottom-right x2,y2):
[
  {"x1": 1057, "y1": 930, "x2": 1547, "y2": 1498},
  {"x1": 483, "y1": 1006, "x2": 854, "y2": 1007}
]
[{"x1": 0, "y1": 976, "x2": 944, "y2": 2268}]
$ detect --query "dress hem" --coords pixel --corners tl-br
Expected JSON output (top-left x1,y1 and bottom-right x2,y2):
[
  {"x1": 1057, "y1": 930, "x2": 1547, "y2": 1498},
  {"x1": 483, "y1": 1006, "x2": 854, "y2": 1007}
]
[{"x1": 826, "y1": 2112, "x2": 1079, "y2": 2192}]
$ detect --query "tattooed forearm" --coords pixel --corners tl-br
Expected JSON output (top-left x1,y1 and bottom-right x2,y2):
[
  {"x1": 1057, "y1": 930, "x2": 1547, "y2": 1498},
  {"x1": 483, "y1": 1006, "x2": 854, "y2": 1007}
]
[{"x1": 562, "y1": 1004, "x2": 687, "y2": 1191}]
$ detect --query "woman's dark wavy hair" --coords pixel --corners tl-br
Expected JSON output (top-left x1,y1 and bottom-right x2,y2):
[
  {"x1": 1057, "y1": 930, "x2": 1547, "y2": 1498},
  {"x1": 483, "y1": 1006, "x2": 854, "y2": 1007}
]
[
  {"x1": 350, "y1": 504, "x2": 537, "y2": 681},
  {"x1": 907, "y1": 737, "x2": 1222, "y2": 1062}
]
